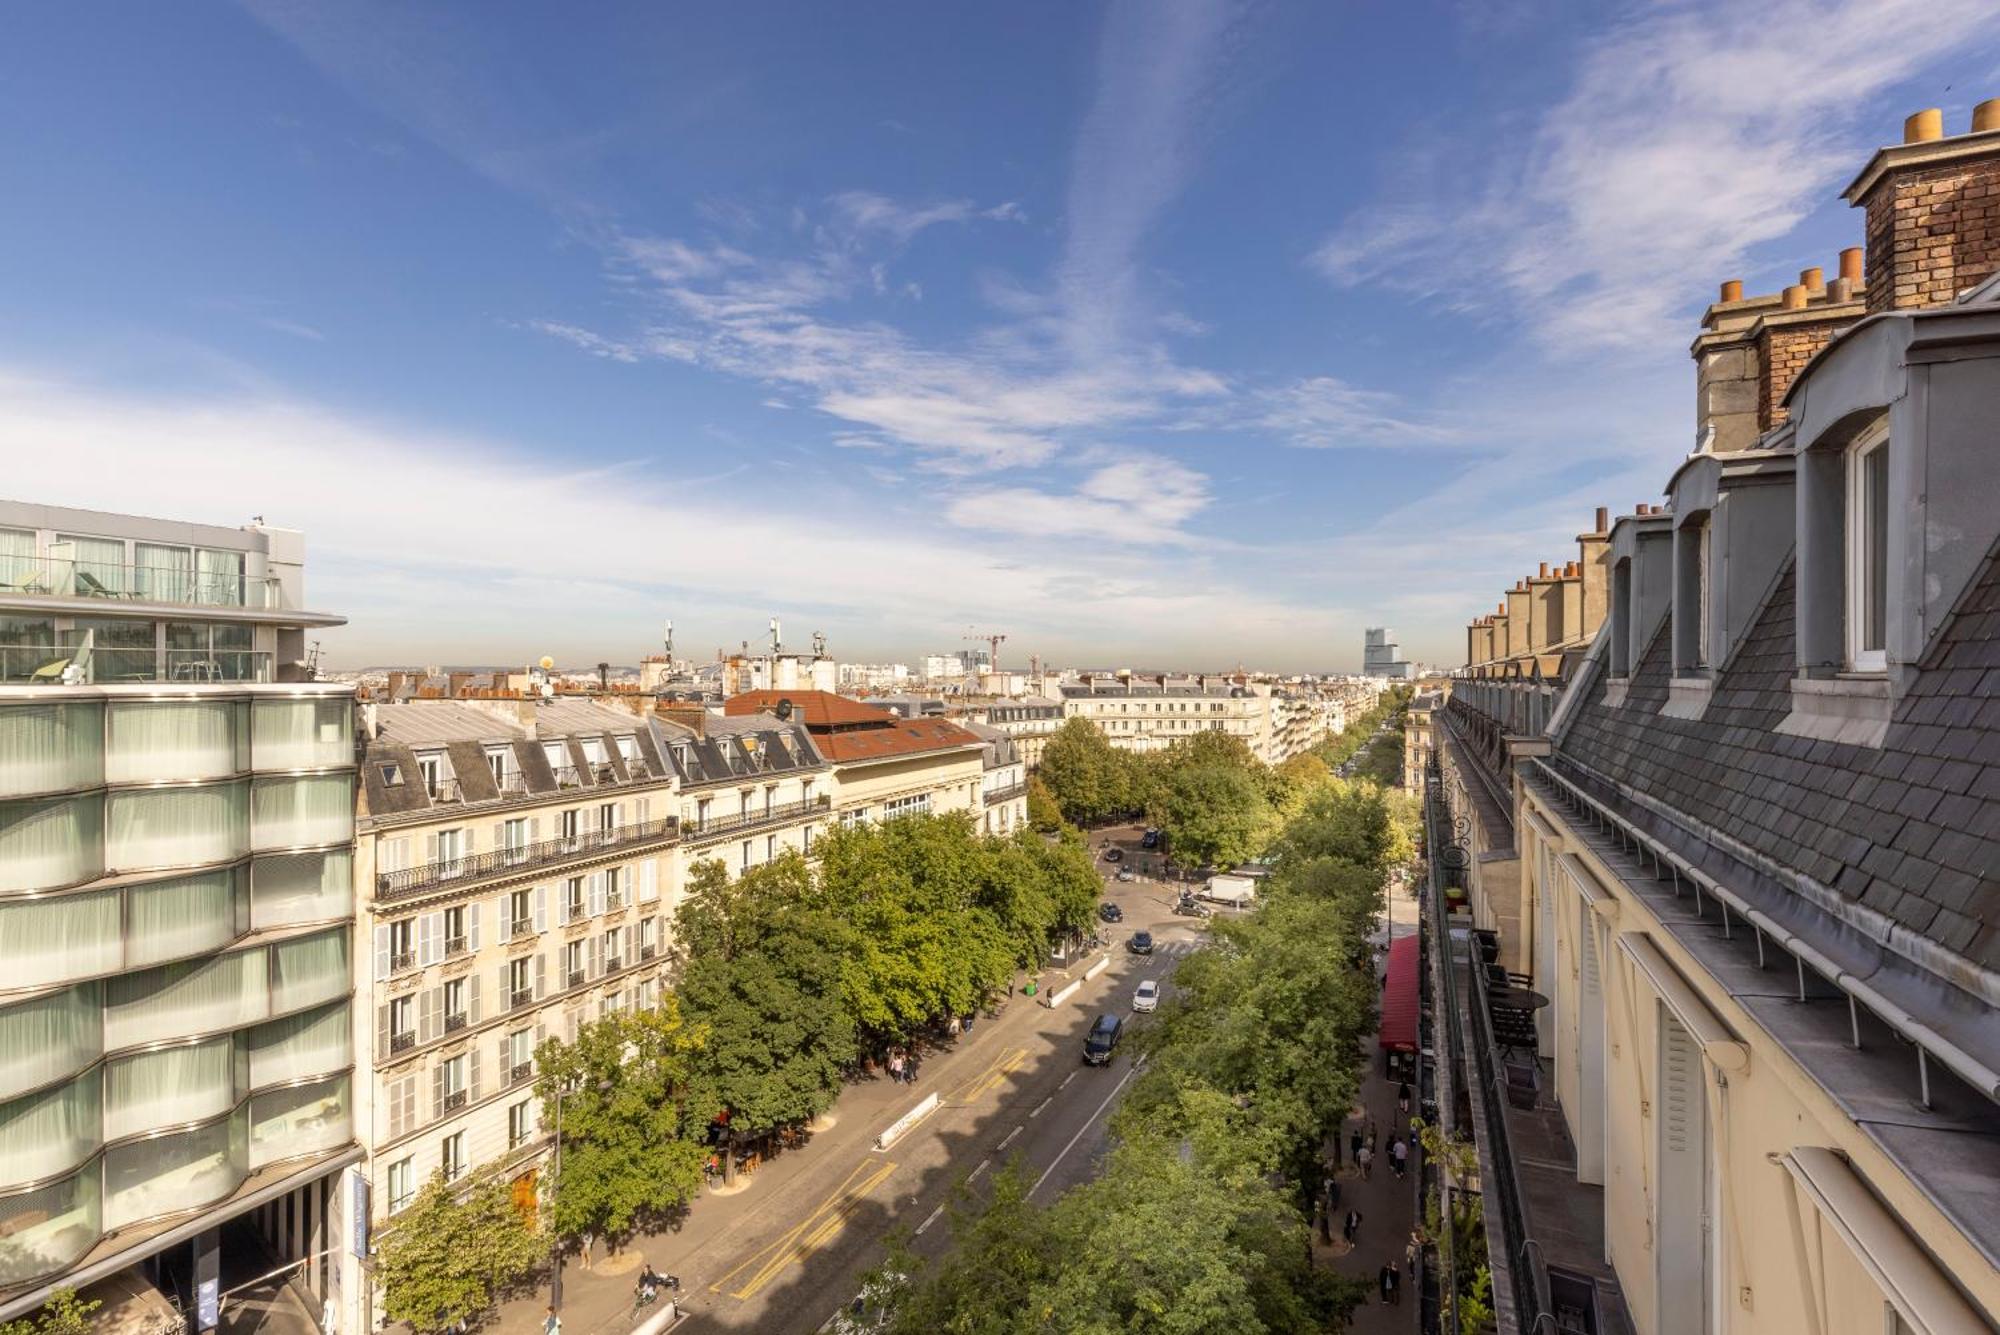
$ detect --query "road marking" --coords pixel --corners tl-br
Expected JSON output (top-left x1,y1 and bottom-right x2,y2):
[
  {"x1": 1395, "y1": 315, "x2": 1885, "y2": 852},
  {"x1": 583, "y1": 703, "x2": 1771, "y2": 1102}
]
[
  {"x1": 1029, "y1": 1096, "x2": 1052, "y2": 1118},
  {"x1": 1059, "y1": 1072, "x2": 1076, "y2": 1091},
  {"x1": 968, "y1": 1158, "x2": 990, "y2": 1181},
  {"x1": 709, "y1": 1158, "x2": 899, "y2": 1301},
  {"x1": 1032, "y1": 1065, "x2": 1137, "y2": 1199},
  {"x1": 998, "y1": 1124, "x2": 1023, "y2": 1150},
  {"x1": 916, "y1": 1204, "x2": 945, "y2": 1236},
  {"x1": 945, "y1": 1046, "x2": 1028, "y2": 1105}
]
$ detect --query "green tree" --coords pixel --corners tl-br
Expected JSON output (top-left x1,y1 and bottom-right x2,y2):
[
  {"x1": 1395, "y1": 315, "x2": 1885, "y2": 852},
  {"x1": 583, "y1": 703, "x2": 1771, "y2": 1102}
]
[
  {"x1": 0, "y1": 1291, "x2": 99, "y2": 1335},
  {"x1": 676, "y1": 854, "x2": 860, "y2": 1137},
  {"x1": 377, "y1": 1168, "x2": 542, "y2": 1335},
  {"x1": 1025, "y1": 775, "x2": 1065, "y2": 833},
  {"x1": 534, "y1": 1004, "x2": 707, "y2": 1248},
  {"x1": 1150, "y1": 762, "x2": 1273, "y2": 871},
  {"x1": 1037, "y1": 718, "x2": 1121, "y2": 825}
]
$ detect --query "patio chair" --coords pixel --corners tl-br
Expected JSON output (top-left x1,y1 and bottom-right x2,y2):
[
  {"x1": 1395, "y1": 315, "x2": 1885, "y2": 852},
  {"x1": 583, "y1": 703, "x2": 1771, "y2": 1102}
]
[{"x1": 29, "y1": 656, "x2": 70, "y2": 683}]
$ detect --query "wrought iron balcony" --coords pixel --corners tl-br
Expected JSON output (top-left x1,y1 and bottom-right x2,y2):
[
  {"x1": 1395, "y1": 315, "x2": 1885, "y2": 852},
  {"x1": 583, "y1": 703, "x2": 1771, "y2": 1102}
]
[
  {"x1": 509, "y1": 988, "x2": 534, "y2": 1011},
  {"x1": 443, "y1": 935, "x2": 468, "y2": 958},
  {"x1": 442, "y1": 1089, "x2": 467, "y2": 1113},
  {"x1": 444, "y1": 1012, "x2": 467, "y2": 1033},
  {"x1": 376, "y1": 817, "x2": 679, "y2": 899},
  {"x1": 508, "y1": 918, "x2": 536, "y2": 941},
  {"x1": 390, "y1": 949, "x2": 417, "y2": 974},
  {"x1": 510, "y1": 1061, "x2": 534, "y2": 1086},
  {"x1": 983, "y1": 782, "x2": 1028, "y2": 805},
  {"x1": 389, "y1": 1030, "x2": 416, "y2": 1054},
  {"x1": 682, "y1": 795, "x2": 831, "y2": 845}
]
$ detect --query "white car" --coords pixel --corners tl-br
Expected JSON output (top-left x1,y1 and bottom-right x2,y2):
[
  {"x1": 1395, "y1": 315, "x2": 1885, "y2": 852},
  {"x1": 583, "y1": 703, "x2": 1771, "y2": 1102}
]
[{"x1": 1132, "y1": 979, "x2": 1160, "y2": 1013}]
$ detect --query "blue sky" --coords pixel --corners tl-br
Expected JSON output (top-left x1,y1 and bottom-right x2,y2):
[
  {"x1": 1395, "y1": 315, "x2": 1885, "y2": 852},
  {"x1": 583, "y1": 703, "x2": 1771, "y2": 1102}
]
[{"x1": 4, "y1": 2, "x2": 1998, "y2": 672}]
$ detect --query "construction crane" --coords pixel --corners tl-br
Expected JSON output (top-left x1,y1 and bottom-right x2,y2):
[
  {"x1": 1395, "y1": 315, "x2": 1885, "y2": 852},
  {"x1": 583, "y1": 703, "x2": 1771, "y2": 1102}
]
[{"x1": 963, "y1": 628, "x2": 1007, "y2": 675}]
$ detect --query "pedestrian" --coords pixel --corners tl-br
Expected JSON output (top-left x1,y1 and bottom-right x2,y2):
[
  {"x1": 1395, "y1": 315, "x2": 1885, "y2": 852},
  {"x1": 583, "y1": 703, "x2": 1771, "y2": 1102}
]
[
  {"x1": 962, "y1": 1011, "x2": 975, "y2": 1033},
  {"x1": 1406, "y1": 1232, "x2": 1421, "y2": 1272},
  {"x1": 1379, "y1": 1263, "x2": 1395, "y2": 1304},
  {"x1": 1397, "y1": 1080, "x2": 1412, "y2": 1116},
  {"x1": 888, "y1": 1051, "x2": 904, "y2": 1084},
  {"x1": 1349, "y1": 1127, "x2": 1363, "y2": 1163},
  {"x1": 1357, "y1": 1144, "x2": 1374, "y2": 1180},
  {"x1": 1388, "y1": 1261, "x2": 1402, "y2": 1305},
  {"x1": 543, "y1": 1308, "x2": 561, "y2": 1335},
  {"x1": 1343, "y1": 1208, "x2": 1363, "y2": 1243},
  {"x1": 1366, "y1": 1119, "x2": 1378, "y2": 1153},
  {"x1": 1391, "y1": 1137, "x2": 1409, "y2": 1179}
]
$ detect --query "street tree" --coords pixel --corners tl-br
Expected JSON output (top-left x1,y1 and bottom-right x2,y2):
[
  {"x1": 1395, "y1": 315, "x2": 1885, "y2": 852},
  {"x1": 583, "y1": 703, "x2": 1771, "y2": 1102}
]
[
  {"x1": 1036, "y1": 718, "x2": 1121, "y2": 824},
  {"x1": 0, "y1": 1292, "x2": 98, "y2": 1335},
  {"x1": 1149, "y1": 762, "x2": 1273, "y2": 871},
  {"x1": 376, "y1": 1168, "x2": 542, "y2": 1335},
  {"x1": 533, "y1": 1003, "x2": 707, "y2": 1248},
  {"x1": 1025, "y1": 775, "x2": 1065, "y2": 833}
]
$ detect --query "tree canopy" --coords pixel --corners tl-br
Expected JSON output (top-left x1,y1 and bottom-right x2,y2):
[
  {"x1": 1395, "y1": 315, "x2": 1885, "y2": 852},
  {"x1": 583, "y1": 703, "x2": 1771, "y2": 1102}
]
[{"x1": 376, "y1": 1168, "x2": 542, "y2": 1334}]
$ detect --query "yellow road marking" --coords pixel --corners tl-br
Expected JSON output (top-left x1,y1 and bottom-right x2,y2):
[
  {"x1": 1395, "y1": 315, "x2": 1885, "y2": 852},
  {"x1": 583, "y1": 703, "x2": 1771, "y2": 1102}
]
[
  {"x1": 709, "y1": 1158, "x2": 899, "y2": 1301},
  {"x1": 945, "y1": 1046, "x2": 1027, "y2": 1105}
]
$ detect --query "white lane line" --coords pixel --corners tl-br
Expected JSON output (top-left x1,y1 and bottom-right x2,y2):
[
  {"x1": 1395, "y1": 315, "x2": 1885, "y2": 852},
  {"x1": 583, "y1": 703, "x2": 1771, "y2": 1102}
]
[
  {"x1": 915, "y1": 1204, "x2": 944, "y2": 1235},
  {"x1": 968, "y1": 1158, "x2": 991, "y2": 1181},
  {"x1": 1059, "y1": 1072, "x2": 1077, "y2": 1091},
  {"x1": 998, "y1": 1124, "x2": 1023, "y2": 1150},
  {"x1": 1029, "y1": 1096, "x2": 1052, "y2": 1118},
  {"x1": 1032, "y1": 1064, "x2": 1138, "y2": 1199}
]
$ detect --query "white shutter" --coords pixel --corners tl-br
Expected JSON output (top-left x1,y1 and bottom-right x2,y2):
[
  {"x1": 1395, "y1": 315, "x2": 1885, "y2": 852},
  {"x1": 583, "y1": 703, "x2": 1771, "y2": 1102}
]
[
  {"x1": 588, "y1": 873, "x2": 606, "y2": 918},
  {"x1": 374, "y1": 924, "x2": 392, "y2": 981},
  {"x1": 534, "y1": 954, "x2": 547, "y2": 999},
  {"x1": 414, "y1": 913, "x2": 435, "y2": 966},
  {"x1": 418, "y1": 988, "x2": 440, "y2": 1043},
  {"x1": 431, "y1": 1063, "x2": 446, "y2": 1120},
  {"x1": 640, "y1": 861, "x2": 659, "y2": 903},
  {"x1": 376, "y1": 1004, "x2": 392, "y2": 1061},
  {"x1": 590, "y1": 933, "x2": 604, "y2": 979},
  {"x1": 468, "y1": 1048, "x2": 482, "y2": 1102},
  {"x1": 499, "y1": 963, "x2": 512, "y2": 1010},
  {"x1": 529, "y1": 816, "x2": 541, "y2": 844},
  {"x1": 467, "y1": 974, "x2": 483, "y2": 1024},
  {"x1": 534, "y1": 886, "x2": 548, "y2": 932},
  {"x1": 466, "y1": 901, "x2": 482, "y2": 952},
  {"x1": 425, "y1": 832, "x2": 440, "y2": 867}
]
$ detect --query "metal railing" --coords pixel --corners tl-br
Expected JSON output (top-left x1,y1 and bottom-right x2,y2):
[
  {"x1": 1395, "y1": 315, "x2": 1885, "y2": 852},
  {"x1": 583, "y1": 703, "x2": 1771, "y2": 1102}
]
[
  {"x1": 390, "y1": 1030, "x2": 415, "y2": 1054},
  {"x1": 375, "y1": 817, "x2": 679, "y2": 898},
  {"x1": 0, "y1": 644, "x2": 275, "y2": 685},
  {"x1": 509, "y1": 1061, "x2": 534, "y2": 1087},
  {"x1": 442, "y1": 1089, "x2": 467, "y2": 1113},
  {"x1": 551, "y1": 765, "x2": 583, "y2": 789},
  {"x1": 509, "y1": 988, "x2": 534, "y2": 1011},
  {"x1": 0, "y1": 553, "x2": 285, "y2": 610},
  {"x1": 983, "y1": 782, "x2": 1028, "y2": 805},
  {"x1": 390, "y1": 950, "x2": 417, "y2": 974},
  {"x1": 508, "y1": 918, "x2": 536, "y2": 941},
  {"x1": 444, "y1": 1012, "x2": 467, "y2": 1034},
  {"x1": 682, "y1": 795, "x2": 830, "y2": 844},
  {"x1": 425, "y1": 778, "x2": 464, "y2": 804}
]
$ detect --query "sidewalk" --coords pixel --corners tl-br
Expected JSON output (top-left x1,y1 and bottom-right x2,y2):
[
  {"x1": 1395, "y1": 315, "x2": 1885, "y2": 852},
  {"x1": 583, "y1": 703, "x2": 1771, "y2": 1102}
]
[{"x1": 1320, "y1": 878, "x2": 1421, "y2": 1330}]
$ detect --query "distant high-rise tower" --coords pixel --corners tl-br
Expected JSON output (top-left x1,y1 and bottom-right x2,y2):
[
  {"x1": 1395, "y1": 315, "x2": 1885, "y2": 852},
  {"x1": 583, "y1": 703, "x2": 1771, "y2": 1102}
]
[{"x1": 1363, "y1": 627, "x2": 1414, "y2": 679}]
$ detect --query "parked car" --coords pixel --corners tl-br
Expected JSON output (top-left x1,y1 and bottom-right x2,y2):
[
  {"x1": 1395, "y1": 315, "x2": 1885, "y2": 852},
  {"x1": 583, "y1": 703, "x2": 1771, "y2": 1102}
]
[
  {"x1": 1102, "y1": 847, "x2": 1124, "y2": 863},
  {"x1": 1141, "y1": 828, "x2": 1160, "y2": 849},
  {"x1": 1128, "y1": 930, "x2": 1154, "y2": 955},
  {"x1": 1115, "y1": 868, "x2": 1135, "y2": 882},
  {"x1": 1098, "y1": 901, "x2": 1124, "y2": 923},
  {"x1": 1083, "y1": 1013, "x2": 1125, "y2": 1065},
  {"x1": 1132, "y1": 980, "x2": 1159, "y2": 1013}
]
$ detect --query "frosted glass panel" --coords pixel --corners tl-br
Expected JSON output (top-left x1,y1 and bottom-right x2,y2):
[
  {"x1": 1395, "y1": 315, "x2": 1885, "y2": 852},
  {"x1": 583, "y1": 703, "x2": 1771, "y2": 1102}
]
[
  {"x1": 0, "y1": 1172, "x2": 99, "y2": 1286},
  {"x1": 249, "y1": 1004, "x2": 350, "y2": 1087},
  {"x1": 0, "y1": 1074, "x2": 101, "y2": 1188},
  {"x1": 104, "y1": 1038, "x2": 237, "y2": 1141},
  {"x1": 0, "y1": 703, "x2": 102, "y2": 799},
  {"x1": 106, "y1": 780, "x2": 247, "y2": 870},
  {"x1": 126, "y1": 870, "x2": 240, "y2": 969},
  {"x1": 270, "y1": 932, "x2": 347, "y2": 1015},
  {"x1": 0, "y1": 890, "x2": 120, "y2": 989},
  {"x1": 250, "y1": 774, "x2": 353, "y2": 851},
  {"x1": 102, "y1": 1111, "x2": 245, "y2": 1229},
  {"x1": 0, "y1": 795, "x2": 103, "y2": 892},
  {"x1": 249, "y1": 1075, "x2": 348, "y2": 1168},
  {"x1": 250, "y1": 850, "x2": 350, "y2": 928},
  {"x1": 105, "y1": 951, "x2": 267, "y2": 1049},
  {"x1": 0, "y1": 987, "x2": 101, "y2": 1103},
  {"x1": 252, "y1": 699, "x2": 352, "y2": 770},
  {"x1": 104, "y1": 700, "x2": 243, "y2": 782}
]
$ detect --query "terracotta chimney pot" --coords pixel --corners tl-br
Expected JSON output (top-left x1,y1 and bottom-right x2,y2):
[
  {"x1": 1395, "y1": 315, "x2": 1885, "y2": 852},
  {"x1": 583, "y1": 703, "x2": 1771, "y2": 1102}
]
[
  {"x1": 1827, "y1": 276, "x2": 1855, "y2": 303},
  {"x1": 1594, "y1": 505, "x2": 1609, "y2": 531},
  {"x1": 1799, "y1": 266, "x2": 1825, "y2": 293},
  {"x1": 1974, "y1": 98, "x2": 2000, "y2": 134},
  {"x1": 1905, "y1": 108, "x2": 1944, "y2": 143},
  {"x1": 1719, "y1": 279, "x2": 1743, "y2": 303},
  {"x1": 1839, "y1": 247, "x2": 1864, "y2": 283},
  {"x1": 1539, "y1": 561, "x2": 1551, "y2": 578},
  {"x1": 1781, "y1": 284, "x2": 1809, "y2": 311}
]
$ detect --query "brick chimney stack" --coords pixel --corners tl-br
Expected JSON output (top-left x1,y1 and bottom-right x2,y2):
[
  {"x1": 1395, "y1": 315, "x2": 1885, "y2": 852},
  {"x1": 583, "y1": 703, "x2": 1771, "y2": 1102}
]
[{"x1": 1845, "y1": 98, "x2": 2000, "y2": 312}]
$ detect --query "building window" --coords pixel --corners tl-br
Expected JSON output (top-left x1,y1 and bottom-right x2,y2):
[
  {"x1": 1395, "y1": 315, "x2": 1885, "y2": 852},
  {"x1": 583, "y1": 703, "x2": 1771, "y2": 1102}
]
[
  {"x1": 508, "y1": 1099, "x2": 535, "y2": 1150},
  {"x1": 508, "y1": 888, "x2": 534, "y2": 938},
  {"x1": 564, "y1": 877, "x2": 586, "y2": 923},
  {"x1": 380, "y1": 763, "x2": 404, "y2": 787},
  {"x1": 388, "y1": 995, "x2": 415, "y2": 1052},
  {"x1": 386, "y1": 1157, "x2": 415, "y2": 1214},
  {"x1": 1847, "y1": 423, "x2": 1890, "y2": 672},
  {"x1": 388, "y1": 917, "x2": 416, "y2": 973},
  {"x1": 884, "y1": 793, "x2": 931, "y2": 820},
  {"x1": 565, "y1": 940, "x2": 586, "y2": 988},
  {"x1": 508, "y1": 956, "x2": 533, "y2": 1008},
  {"x1": 441, "y1": 1132, "x2": 466, "y2": 1182},
  {"x1": 442, "y1": 904, "x2": 468, "y2": 956}
]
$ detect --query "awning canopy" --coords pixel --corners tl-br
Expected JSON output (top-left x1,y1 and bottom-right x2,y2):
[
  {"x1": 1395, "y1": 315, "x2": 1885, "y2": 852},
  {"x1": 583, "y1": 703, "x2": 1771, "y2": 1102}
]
[{"x1": 1379, "y1": 933, "x2": 1420, "y2": 1053}]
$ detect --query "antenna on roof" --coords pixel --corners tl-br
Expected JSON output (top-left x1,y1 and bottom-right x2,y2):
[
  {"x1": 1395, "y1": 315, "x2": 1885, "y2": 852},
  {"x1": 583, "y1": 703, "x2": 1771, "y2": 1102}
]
[
  {"x1": 812, "y1": 630, "x2": 826, "y2": 658},
  {"x1": 664, "y1": 620, "x2": 674, "y2": 661},
  {"x1": 770, "y1": 616, "x2": 782, "y2": 655}
]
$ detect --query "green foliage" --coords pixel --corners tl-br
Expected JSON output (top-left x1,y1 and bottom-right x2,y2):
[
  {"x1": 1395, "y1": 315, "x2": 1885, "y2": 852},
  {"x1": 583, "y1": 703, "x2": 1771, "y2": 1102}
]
[
  {"x1": 1025, "y1": 774, "x2": 1065, "y2": 832},
  {"x1": 0, "y1": 1291, "x2": 99, "y2": 1335},
  {"x1": 676, "y1": 854, "x2": 860, "y2": 1136},
  {"x1": 534, "y1": 1004, "x2": 708, "y2": 1245},
  {"x1": 377, "y1": 1168, "x2": 542, "y2": 1334},
  {"x1": 1150, "y1": 762, "x2": 1273, "y2": 871},
  {"x1": 1037, "y1": 718, "x2": 1128, "y2": 825}
]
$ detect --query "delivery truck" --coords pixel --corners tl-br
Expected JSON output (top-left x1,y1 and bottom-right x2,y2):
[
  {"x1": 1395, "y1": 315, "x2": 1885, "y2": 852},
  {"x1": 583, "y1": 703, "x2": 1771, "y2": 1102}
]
[{"x1": 1200, "y1": 872, "x2": 1258, "y2": 907}]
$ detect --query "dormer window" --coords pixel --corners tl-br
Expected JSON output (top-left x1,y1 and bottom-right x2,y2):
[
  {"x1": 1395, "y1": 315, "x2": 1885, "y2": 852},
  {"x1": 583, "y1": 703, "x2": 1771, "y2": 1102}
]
[
  {"x1": 1609, "y1": 558, "x2": 1633, "y2": 678},
  {"x1": 1846, "y1": 421, "x2": 1890, "y2": 673}
]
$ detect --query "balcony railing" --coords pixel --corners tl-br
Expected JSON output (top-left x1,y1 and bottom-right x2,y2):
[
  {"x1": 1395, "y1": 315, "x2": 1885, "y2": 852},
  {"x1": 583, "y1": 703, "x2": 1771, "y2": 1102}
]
[
  {"x1": 442, "y1": 1089, "x2": 467, "y2": 1113},
  {"x1": 0, "y1": 643, "x2": 275, "y2": 685},
  {"x1": 0, "y1": 553, "x2": 285, "y2": 611},
  {"x1": 566, "y1": 969, "x2": 586, "y2": 989},
  {"x1": 509, "y1": 1061, "x2": 534, "y2": 1086},
  {"x1": 443, "y1": 1012, "x2": 467, "y2": 1033},
  {"x1": 640, "y1": 943, "x2": 657, "y2": 961},
  {"x1": 604, "y1": 954, "x2": 624, "y2": 972},
  {"x1": 509, "y1": 988, "x2": 534, "y2": 1011},
  {"x1": 425, "y1": 778, "x2": 463, "y2": 804},
  {"x1": 376, "y1": 817, "x2": 680, "y2": 899},
  {"x1": 551, "y1": 765, "x2": 584, "y2": 789},
  {"x1": 390, "y1": 949, "x2": 417, "y2": 974},
  {"x1": 983, "y1": 782, "x2": 1028, "y2": 805},
  {"x1": 683, "y1": 795, "x2": 831, "y2": 844},
  {"x1": 390, "y1": 1030, "x2": 416, "y2": 1054},
  {"x1": 508, "y1": 918, "x2": 536, "y2": 941},
  {"x1": 443, "y1": 935, "x2": 468, "y2": 958}
]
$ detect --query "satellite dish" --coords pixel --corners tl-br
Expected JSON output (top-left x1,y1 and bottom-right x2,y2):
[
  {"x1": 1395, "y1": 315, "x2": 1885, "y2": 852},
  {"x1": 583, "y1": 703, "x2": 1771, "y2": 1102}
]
[{"x1": 775, "y1": 698, "x2": 794, "y2": 720}]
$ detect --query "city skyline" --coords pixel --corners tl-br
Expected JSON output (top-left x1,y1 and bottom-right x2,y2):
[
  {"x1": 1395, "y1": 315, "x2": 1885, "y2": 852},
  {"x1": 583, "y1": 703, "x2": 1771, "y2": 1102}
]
[{"x1": 4, "y1": 3, "x2": 1999, "y2": 671}]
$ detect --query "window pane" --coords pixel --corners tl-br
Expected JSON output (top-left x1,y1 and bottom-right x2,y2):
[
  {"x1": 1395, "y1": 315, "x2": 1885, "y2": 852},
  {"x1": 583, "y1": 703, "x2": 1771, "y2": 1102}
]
[
  {"x1": 106, "y1": 780, "x2": 248, "y2": 870},
  {"x1": 126, "y1": 869, "x2": 242, "y2": 969},
  {"x1": 101, "y1": 1109, "x2": 245, "y2": 1229},
  {"x1": 105, "y1": 950, "x2": 267, "y2": 1049},
  {"x1": 0, "y1": 1073, "x2": 101, "y2": 1187},
  {"x1": 105, "y1": 700, "x2": 243, "y2": 783},
  {"x1": 0, "y1": 889, "x2": 121, "y2": 990},
  {"x1": 249, "y1": 1075, "x2": 348, "y2": 1168},
  {"x1": 251, "y1": 774, "x2": 353, "y2": 851},
  {"x1": 103, "y1": 1038, "x2": 236, "y2": 1141},
  {"x1": 133, "y1": 544, "x2": 194, "y2": 603},
  {"x1": 248, "y1": 1003, "x2": 350, "y2": 1087},
  {"x1": 1863, "y1": 443, "x2": 1889, "y2": 652},
  {"x1": 0, "y1": 702, "x2": 103, "y2": 799},
  {"x1": 0, "y1": 1170, "x2": 100, "y2": 1286},
  {"x1": 250, "y1": 850, "x2": 351, "y2": 929},
  {"x1": 0, "y1": 987, "x2": 102, "y2": 1104},
  {"x1": 270, "y1": 931, "x2": 348, "y2": 1015},
  {"x1": 251, "y1": 698, "x2": 352, "y2": 770},
  {"x1": 195, "y1": 549, "x2": 246, "y2": 608},
  {"x1": 0, "y1": 794, "x2": 104, "y2": 892}
]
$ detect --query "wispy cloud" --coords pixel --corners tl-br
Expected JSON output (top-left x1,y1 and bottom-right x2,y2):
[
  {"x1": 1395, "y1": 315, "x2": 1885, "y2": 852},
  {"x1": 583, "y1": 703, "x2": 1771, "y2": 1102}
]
[
  {"x1": 946, "y1": 453, "x2": 1213, "y2": 546},
  {"x1": 1245, "y1": 376, "x2": 1460, "y2": 450},
  {"x1": 1312, "y1": 0, "x2": 2000, "y2": 352},
  {"x1": 826, "y1": 191, "x2": 1024, "y2": 244}
]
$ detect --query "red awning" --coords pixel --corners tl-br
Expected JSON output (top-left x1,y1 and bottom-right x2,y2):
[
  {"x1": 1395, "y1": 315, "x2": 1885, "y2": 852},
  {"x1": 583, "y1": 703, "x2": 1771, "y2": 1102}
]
[{"x1": 1378, "y1": 934, "x2": 1420, "y2": 1053}]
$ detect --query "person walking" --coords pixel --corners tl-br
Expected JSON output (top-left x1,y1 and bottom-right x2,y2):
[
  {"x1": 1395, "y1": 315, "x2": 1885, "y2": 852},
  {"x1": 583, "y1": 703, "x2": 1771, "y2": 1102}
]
[
  {"x1": 1379, "y1": 1263, "x2": 1396, "y2": 1305},
  {"x1": 1348, "y1": 1126, "x2": 1363, "y2": 1165},
  {"x1": 1344, "y1": 1208, "x2": 1363, "y2": 1244},
  {"x1": 1357, "y1": 1144, "x2": 1374, "y2": 1180},
  {"x1": 1387, "y1": 1261, "x2": 1403, "y2": 1305},
  {"x1": 1391, "y1": 1136, "x2": 1409, "y2": 1179},
  {"x1": 1397, "y1": 1080, "x2": 1412, "y2": 1116},
  {"x1": 1366, "y1": 1120, "x2": 1378, "y2": 1154},
  {"x1": 888, "y1": 1051, "x2": 904, "y2": 1084}
]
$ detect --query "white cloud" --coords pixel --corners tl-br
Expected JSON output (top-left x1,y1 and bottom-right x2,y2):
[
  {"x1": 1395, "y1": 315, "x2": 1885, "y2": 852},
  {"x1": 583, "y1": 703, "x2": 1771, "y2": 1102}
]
[
  {"x1": 1249, "y1": 376, "x2": 1460, "y2": 450},
  {"x1": 1312, "y1": 0, "x2": 2000, "y2": 351},
  {"x1": 826, "y1": 191, "x2": 1025, "y2": 244},
  {"x1": 946, "y1": 454, "x2": 1212, "y2": 546}
]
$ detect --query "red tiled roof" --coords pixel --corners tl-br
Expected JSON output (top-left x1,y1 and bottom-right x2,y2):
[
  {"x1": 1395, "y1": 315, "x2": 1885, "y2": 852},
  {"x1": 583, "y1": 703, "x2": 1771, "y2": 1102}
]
[{"x1": 724, "y1": 690, "x2": 983, "y2": 763}]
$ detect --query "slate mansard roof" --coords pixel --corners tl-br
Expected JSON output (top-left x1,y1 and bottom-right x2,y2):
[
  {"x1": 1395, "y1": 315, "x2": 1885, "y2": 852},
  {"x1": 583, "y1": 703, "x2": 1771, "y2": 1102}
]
[{"x1": 1559, "y1": 554, "x2": 2000, "y2": 974}]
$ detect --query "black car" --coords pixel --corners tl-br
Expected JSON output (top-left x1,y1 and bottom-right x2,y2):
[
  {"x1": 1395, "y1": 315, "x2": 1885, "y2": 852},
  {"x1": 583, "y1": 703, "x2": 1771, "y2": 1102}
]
[
  {"x1": 1102, "y1": 847, "x2": 1124, "y2": 862},
  {"x1": 1128, "y1": 930, "x2": 1154, "y2": 955},
  {"x1": 1141, "y1": 829, "x2": 1160, "y2": 849},
  {"x1": 1083, "y1": 1013, "x2": 1124, "y2": 1065},
  {"x1": 1099, "y1": 901, "x2": 1124, "y2": 923}
]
